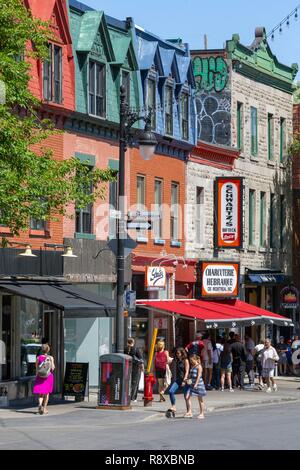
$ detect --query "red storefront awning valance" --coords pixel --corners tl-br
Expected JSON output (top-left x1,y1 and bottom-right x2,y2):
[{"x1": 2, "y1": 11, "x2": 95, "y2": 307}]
[{"x1": 136, "y1": 299, "x2": 292, "y2": 328}]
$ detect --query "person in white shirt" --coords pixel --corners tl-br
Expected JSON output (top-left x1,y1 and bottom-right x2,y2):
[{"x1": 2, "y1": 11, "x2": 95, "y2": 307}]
[
  {"x1": 261, "y1": 339, "x2": 279, "y2": 393},
  {"x1": 292, "y1": 335, "x2": 300, "y2": 375}
]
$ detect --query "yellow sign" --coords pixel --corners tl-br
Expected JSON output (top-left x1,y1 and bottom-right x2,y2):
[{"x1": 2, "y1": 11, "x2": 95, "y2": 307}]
[{"x1": 147, "y1": 328, "x2": 158, "y2": 373}]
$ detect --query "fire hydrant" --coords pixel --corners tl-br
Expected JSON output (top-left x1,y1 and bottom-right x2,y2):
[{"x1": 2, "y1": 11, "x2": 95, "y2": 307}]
[{"x1": 143, "y1": 372, "x2": 156, "y2": 407}]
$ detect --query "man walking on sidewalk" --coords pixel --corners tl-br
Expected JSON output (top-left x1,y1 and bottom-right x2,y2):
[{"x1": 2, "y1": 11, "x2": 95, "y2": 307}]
[
  {"x1": 245, "y1": 334, "x2": 255, "y2": 387},
  {"x1": 230, "y1": 335, "x2": 247, "y2": 390},
  {"x1": 262, "y1": 339, "x2": 279, "y2": 393}
]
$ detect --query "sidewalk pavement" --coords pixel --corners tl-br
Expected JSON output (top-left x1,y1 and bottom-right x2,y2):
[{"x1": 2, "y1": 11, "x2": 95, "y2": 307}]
[{"x1": 0, "y1": 377, "x2": 300, "y2": 423}]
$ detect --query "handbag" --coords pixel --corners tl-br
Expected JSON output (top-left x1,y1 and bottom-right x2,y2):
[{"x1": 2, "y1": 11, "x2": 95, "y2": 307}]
[
  {"x1": 165, "y1": 364, "x2": 172, "y2": 387},
  {"x1": 138, "y1": 370, "x2": 144, "y2": 392}
]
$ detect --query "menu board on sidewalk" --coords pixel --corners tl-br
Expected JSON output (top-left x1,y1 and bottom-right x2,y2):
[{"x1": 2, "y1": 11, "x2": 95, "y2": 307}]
[{"x1": 63, "y1": 362, "x2": 89, "y2": 399}]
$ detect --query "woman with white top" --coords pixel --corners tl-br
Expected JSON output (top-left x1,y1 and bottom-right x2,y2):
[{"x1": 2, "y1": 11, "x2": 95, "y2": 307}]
[{"x1": 261, "y1": 339, "x2": 279, "y2": 393}]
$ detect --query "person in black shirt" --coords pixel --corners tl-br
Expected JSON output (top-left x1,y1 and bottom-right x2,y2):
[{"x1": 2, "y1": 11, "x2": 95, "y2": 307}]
[
  {"x1": 124, "y1": 338, "x2": 144, "y2": 402},
  {"x1": 230, "y1": 335, "x2": 247, "y2": 389},
  {"x1": 168, "y1": 348, "x2": 189, "y2": 413}
]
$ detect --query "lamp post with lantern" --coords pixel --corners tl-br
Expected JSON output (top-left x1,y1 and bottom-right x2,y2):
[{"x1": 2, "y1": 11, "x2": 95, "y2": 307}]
[{"x1": 116, "y1": 85, "x2": 157, "y2": 354}]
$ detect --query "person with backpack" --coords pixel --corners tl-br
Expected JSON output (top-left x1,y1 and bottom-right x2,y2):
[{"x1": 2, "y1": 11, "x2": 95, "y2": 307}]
[
  {"x1": 33, "y1": 344, "x2": 55, "y2": 415},
  {"x1": 124, "y1": 337, "x2": 144, "y2": 402},
  {"x1": 211, "y1": 336, "x2": 223, "y2": 390},
  {"x1": 254, "y1": 339, "x2": 265, "y2": 389},
  {"x1": 185, "y1": 332, "x2": 205, "y2": 359}
]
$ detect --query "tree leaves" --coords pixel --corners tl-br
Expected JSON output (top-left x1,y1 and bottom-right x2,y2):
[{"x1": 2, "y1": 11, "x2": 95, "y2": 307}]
[{"x1": 0, "y1": 0, "x2": 116, "y2": 238}]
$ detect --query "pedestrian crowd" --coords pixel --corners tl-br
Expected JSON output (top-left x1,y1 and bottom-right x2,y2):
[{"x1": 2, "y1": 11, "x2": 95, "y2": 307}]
[
  {"x1": 32, "y1": 333, "x2": 300, "y2": 418},
  {"x1": 149, "y1": 331, "x2": 300, "y2": 419}
]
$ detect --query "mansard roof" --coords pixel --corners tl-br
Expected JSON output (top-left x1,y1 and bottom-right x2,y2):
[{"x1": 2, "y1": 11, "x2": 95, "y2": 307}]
[
  {"x1": 227, "y1": 27, "x2": 298, "y2": 94},
  {"x1": 136, "y1": 37, "x2": 163, "y2": 75},
  {"x1": 76, "y1": 10, "x2": 115, "y2": 61},
  {"x1": 26, "y1": 0, "x2": 72, "y2": 45},
  {"x1": 108, "y1": 29, "x2": 139, "y2": 70},
  {"x1": 176, "y1": 55, "x2": 195, "y2": 87}
]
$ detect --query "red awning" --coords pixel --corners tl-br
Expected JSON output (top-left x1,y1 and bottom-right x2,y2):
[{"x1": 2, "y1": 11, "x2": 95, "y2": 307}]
[{"x1": 136, "y1": 299, "x2": 292, "y2": 328}]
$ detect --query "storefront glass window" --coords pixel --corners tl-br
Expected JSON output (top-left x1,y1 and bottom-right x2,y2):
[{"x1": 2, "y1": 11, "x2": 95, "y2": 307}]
[
  {"x1": 64, "y1": 317, "x2": 111, "y2": 387},
  {"x1": 20, "y1": 298, "x2": 44, "y2": 377}
]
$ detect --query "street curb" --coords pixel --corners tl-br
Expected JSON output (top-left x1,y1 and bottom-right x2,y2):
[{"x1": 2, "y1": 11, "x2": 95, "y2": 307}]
[{"x1": 133, "y1": 396, "x2": 300, "y2": 421}]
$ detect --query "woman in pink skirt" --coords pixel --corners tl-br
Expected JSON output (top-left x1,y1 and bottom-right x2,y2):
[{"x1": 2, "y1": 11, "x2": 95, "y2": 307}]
[{"x1": 33, "y1": 344, "x2": 55, "y2": 415}]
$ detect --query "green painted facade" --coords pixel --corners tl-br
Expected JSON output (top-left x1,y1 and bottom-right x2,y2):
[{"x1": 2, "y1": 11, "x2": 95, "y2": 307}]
[
  {"x1": 226, "y1": 28, "x2": 298, "y2": 94},
  {"x1": 69, "y1": 7, "x2": 140, "y2": 125}
]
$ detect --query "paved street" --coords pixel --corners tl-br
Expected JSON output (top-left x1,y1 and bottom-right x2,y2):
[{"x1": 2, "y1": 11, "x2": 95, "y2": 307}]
[{"x1": 1, "y1": 380, "x2": 300, "y2": 450}]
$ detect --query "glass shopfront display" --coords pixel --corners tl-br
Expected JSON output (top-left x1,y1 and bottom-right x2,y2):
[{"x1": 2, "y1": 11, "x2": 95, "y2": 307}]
[
  {"x1": 64, "y1": 317, "x2": 112, "y2": 387},
  {"x1": 20, "y1": 298, "x2": 44, "y2": 377}
]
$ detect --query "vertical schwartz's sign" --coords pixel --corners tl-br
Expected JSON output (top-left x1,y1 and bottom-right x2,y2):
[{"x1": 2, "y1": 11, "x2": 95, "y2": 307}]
[
  {"x1": 145, "y1": 266, "x2": 167, "y2": 290},
  {"x1": 215, "y1": 177, "x2": 244, "y2": 249},
  {"x1": 200, "y1": 261, "x2": 240, "y2": 298}
]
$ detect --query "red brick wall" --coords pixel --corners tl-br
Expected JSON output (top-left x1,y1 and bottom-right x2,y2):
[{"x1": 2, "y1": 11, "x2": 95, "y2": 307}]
[
  {"x1": 129, "y1": 148, "x2": 185, "y2": 258},
  {"x1": 63, "y1": 132, "x2": 119, "y2": 240},
  {"x1": 0, "y1": 133, "x2": 64, "y2": 249}
]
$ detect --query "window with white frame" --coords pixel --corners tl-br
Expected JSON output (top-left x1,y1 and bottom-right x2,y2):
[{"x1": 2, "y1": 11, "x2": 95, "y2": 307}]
[
  {"x1": 154, "y1": 178, "x2": 163, "y2": 239},
  {"x1": 89, "y1": 61, "x2": 106, "y2": 117},
  {"x1": 171, "y1": 182, "x2": 179, "y2": 241},
  {"x1": 195, "y1": 186, "x2": 204, "y2": 244},
  {"x1": 147, "y1": 77, "x2": 156, "y2": 129},
  {"x1": 165, "y1": 84, "x2": 173, "y2": 136},
  {"x1": 181, "y1": 91, "x2": 189, "y2": 140}
]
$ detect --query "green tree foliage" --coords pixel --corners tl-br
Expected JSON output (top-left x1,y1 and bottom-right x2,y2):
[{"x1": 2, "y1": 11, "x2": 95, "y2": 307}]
[{"x1": 0, "y1": 0, "x2": 115, "y2": 240}]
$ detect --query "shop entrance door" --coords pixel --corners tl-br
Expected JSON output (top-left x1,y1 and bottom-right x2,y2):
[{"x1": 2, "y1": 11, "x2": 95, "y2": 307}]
[{"x1": 0, "y1": 295, "x2": 12, "y2": 381}]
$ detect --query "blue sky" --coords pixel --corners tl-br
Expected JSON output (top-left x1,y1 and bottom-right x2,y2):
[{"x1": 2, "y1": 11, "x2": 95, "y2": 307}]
[{"x1": 82, "y1": 0, "x2": 300, "y2": 79}]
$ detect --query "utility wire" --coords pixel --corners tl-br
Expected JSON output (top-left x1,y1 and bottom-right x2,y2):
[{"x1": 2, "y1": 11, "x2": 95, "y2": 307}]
[{"x1": 267, "y1": 4, "x2": 300, "y2": 40}]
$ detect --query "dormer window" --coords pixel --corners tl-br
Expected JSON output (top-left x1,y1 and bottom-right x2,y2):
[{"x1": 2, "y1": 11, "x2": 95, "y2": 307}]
[
  {"x1": 89, "y1": 61, "x2": 106, "y2": 118},
  {"x1": 165, "y1": 84, "x2": 173, "y2": 136},
  {"x1": 146, "y1": 77, "x2": 156, "y2": 129},
  {"x1": 181, "y1": 91, "x2": 189, "y2": 140},
  {"x1": 43, "y1": 44, "x2": 62, "y2": 104}
]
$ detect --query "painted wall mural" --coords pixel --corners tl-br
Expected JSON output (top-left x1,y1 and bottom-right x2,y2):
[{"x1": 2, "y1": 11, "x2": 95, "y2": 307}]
[{"x1": 193, "y1": 56, "x2": 231, "y2": 146}]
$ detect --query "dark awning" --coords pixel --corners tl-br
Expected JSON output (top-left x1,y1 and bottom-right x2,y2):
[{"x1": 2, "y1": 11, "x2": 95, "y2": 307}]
[
  {"x1": 0, "y1": 280, "x2": 115, "y2": 318},
  {"x1": 246, "y1": 270, "x2": 289, "y2": 285}
]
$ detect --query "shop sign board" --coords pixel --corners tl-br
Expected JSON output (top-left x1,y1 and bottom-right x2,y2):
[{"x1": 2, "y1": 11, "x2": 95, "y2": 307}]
[
  {"x1": 63, "y1": 362, "x2": 89, "y2": 399},
  {"x1": 125, "y1": 290, "x2": 136, "y2": 312},
  {"x1": 154, "y1": 318, "x2": 168, "y2": 329},
  {"x1": 215, "y1": 177, "x2": 244, "y2": 249},
  {"x1": 280, "y1": 285, "x2": 300, "y2": 310},
  {"x1": 145, "y1": 266, "x2": 166, "y2": 290},
  {"x1": 200, "y1": 261, "x2": 240, "y2": 299}
]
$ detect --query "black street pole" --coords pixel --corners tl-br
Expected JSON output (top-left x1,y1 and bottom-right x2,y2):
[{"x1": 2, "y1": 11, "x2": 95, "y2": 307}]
[{"x1": 116, "y1": 85, "x2": 127, "y2": 354}]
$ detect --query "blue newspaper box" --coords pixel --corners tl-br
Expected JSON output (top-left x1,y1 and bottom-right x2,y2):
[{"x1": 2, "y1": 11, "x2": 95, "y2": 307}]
[{"x1": 98, "y1": 353, "x2": 132, "y2": 409}]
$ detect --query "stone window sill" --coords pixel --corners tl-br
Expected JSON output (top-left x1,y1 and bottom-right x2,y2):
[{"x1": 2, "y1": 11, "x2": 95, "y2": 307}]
[
  {"x1": 170, "y1": 240, "x2": 182, "y2": 248},
  {"x1": 137, "y1": 236, "x2": 148, "y2": 243},
  {"x1": 29, "y1": 229, "x2": 50, "y2": 238},
  {"x1": 154, "y1": 239, "x2": 165, "y2": 246},
  {"x1": 74, "y1": 233, "x2": 96, "y2": 240}
]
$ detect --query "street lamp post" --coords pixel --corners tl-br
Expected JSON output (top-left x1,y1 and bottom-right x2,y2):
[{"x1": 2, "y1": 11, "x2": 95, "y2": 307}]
[{"x1": 116, "y1": 85, "x2": 157, "y2": 353}]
